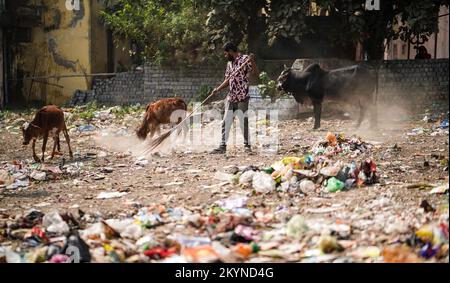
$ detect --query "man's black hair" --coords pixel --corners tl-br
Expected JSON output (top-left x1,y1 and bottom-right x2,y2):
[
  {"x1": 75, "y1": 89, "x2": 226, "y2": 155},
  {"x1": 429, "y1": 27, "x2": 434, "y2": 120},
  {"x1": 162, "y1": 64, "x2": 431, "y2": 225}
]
[{"x1": 223, "y1": 42, "x2": 238, "y2": 52}]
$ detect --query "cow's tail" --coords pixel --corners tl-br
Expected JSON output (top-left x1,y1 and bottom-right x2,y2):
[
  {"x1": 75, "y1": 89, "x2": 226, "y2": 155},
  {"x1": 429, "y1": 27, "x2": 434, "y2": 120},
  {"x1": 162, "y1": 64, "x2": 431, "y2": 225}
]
[{"x1": 136, "y1": 110, "x2": 150, "y2": 140}]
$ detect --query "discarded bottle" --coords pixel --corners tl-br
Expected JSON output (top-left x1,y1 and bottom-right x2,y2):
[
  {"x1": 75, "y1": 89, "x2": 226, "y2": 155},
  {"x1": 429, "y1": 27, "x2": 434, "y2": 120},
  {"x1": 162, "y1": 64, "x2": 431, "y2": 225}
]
[{"x1": 326, "y1": 177, "x2": 345, "y2": 192}]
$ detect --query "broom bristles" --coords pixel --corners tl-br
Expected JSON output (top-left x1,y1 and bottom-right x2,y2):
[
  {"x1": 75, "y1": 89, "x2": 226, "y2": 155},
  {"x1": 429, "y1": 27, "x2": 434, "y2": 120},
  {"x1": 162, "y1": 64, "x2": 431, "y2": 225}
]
[
  {"x1": 142, "y1": 127, "x2": 182, "y2": 155},
  {"x1": 143, "y1": 56, "x2": 252, "y2": 154}
]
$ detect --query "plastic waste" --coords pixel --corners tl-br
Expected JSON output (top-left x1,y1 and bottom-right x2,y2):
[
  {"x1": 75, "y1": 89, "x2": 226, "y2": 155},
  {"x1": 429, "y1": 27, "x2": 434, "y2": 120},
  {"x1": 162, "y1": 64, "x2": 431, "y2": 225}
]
[
  {"x1": 174, "y1": 235, "x2": 211, "y2": 248},
  {"x1": 381, "y1": 245, "x2": 419, "y2": 263},
  {"x1": 144, "y1": 247, "x2": 176, "y2": 260},
  {"x1": 6, "y1": 179, "x2": 29, "y2": 189},
  {"x1": 326, "y1": 132, "x2": 337, "y2": 146},
  {"x1": 233, "y1": 243, "x2": 260, "y2": 258},
  {"x1": 49, "y1": 254, "x2": 69, "y2": 263},
  {"x1": 440, "y1": 118, "x2": 449, "y2": 129},
  {"x1": 252, "y1": 172, "x2": 276, "y2": 193},
  {"x1": 429, "y1": 183, "x2": 449, "y2": 194},
  {"x1": 239, "y1": 170, "x2": 255, "y2": 184},
  {"x1": 215, "y1": 196, "x2": 248, "y2": 210},
  {"x1": 344, "y1": 179, "x2": 356, "y2": 189},
  {"x1": 135, "y1": 208, "x2": 163, "y2": 228},
  {"x1": 299, "y1": 179, "x2": 315, "y2": 191},
  {"x1": 183, "y1": 246, "x2": 219, "y2": 263},
  {"x1": 233, "y1": 225, "x2": 259, "y2": 241},
  {"x1": 5, "y1": 248, "x2": 23, "y2": 263},
  {"x1": 318, "y1": 236, "x2": 344, "y2": 254},
  {"x1": 320, "y1": 165, "x2": 341, "y2": 177},
  {"x1": 77, "y1": 124, "x2": 96, "y2": 132},
  {"x1": 326, "y1": 177, "x2": 345, "y2": 192},
  {"x1": 43, "y1": 211, "x2": 70, "y2": 235},
  {"x1": 63, "y1": 233, "x2": 92, "y2": 263},
  {"x1": 30, "y1": 171, "x2": 46, "y2": 181},
  {"x1": 286, "y1": 215, "x2": 308, "y2": 239},
  {"x1": 214, "y1": 171, "x2": 236, "y2": 183},
  {"x1": 96, "y1": 191, "x2": 128, "y2": 199}
]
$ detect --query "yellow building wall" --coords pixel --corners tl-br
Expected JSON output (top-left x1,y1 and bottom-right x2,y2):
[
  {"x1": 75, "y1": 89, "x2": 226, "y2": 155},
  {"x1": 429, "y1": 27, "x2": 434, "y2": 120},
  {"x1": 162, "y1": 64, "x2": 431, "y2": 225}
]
[
  {"x1": 17, "y1": 0, "x2": 92, "y2": 105},
  {"x1": 15, "y1": 0, "x2": 134, "y2": 106},
  {"x1": 90, "y1": 0, "x2": 108, "y2": 74}
]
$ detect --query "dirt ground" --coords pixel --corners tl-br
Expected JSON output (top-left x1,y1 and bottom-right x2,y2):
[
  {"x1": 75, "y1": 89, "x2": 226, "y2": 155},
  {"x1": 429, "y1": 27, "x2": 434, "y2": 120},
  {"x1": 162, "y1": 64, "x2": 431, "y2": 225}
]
[{"x1": 0, "y1": 102, "x2": 448, "y2": 263}]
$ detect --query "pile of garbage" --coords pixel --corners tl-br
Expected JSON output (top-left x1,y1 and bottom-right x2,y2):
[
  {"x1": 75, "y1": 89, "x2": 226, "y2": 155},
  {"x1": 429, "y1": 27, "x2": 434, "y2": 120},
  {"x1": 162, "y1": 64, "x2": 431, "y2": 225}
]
[
  {"x1": 0, "y1": 160, "x2": 84, "y2": 190},
  {"x1": 311, "y1": 132, "x2": 373, "y2": 158},
  {"x1": 1, "y1": 198, "x2": 448, "y2": 263},
  {"x1": 214, "y1": 133, "x2": 378, "y2": 194},
  {"x1": 410, "y1": 111, "x2": 449, "y2": 137}
]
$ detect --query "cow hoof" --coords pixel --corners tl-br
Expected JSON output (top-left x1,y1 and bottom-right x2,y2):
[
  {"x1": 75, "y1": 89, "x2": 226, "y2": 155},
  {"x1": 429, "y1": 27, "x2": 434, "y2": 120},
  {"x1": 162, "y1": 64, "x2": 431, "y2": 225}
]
[{"x1": 33, "y1": 157, "x2": 41, "y2": 163}]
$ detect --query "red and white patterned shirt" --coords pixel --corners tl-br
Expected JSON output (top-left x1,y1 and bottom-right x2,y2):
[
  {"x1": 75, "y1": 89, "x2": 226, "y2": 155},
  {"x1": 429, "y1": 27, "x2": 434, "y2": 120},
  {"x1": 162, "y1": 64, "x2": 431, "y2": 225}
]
[{"x1": 225, "y1": 54, "x2": 252, "y2": 103}]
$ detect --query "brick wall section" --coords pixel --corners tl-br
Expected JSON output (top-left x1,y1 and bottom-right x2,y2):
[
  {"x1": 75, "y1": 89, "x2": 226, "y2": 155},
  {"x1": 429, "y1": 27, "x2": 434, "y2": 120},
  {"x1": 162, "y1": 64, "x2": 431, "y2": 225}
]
[
  {"x1": 378, "y1": 59, "x2": 449, "y2": 103},
  {"x1": 292, "y1": 58, "x2": 449, "y2": 104},
  {"x1": 143, "y1": 64, "x2": 224, "y2": 102},
  {"x1": 70, "y1": 59, "x2": 449, "y2": 110}
]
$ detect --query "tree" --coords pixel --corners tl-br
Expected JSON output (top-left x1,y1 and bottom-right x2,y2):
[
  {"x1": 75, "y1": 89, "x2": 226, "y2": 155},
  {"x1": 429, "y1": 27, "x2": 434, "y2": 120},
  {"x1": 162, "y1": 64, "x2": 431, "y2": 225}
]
[
  {"x1": 203, "y1": 0, "x2": 449, "y2": 60},
  {"x1": 270, "y1": 0, "x2": 449, "y2": 59},
  {"x1": 100, "y1": 0, "x2": 213, "y2": 64},
  {"x1": 101, "y1": 1, "x2": 449, "y2": 63}
]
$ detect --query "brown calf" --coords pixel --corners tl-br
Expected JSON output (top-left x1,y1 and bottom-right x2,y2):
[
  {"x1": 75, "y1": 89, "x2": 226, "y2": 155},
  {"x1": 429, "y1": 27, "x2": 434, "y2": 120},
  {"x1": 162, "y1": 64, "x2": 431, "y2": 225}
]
[
  {"x1": 136, "y1": 98, "x2": 188, "y2": 140},
  {"x1": 21, "y1": 105, "x2": 73, "y2": 163}
]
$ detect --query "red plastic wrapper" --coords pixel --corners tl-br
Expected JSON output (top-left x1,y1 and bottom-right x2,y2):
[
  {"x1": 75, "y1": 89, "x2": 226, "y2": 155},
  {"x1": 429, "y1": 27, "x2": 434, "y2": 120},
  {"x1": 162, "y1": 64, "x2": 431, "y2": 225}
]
[
  {"x1": 31, "y1": 226, "x2": 50, "y2": 243},
  {"x1": 143, "y1": 247, "x2": 176, "y2": 259}
]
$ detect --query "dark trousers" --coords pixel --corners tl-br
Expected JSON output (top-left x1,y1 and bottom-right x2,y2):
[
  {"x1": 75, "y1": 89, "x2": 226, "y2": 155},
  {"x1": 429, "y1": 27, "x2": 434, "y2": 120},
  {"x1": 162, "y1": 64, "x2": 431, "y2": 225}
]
[{"x1": 220, "y1": 100, "x2": 250, "y2": 147}]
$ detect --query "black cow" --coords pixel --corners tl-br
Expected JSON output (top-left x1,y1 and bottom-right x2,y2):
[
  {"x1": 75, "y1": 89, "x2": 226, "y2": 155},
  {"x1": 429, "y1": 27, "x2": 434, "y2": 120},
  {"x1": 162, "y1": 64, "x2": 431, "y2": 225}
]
[{"x1": 276, "y1": 63, "x2": 378, "y2": 129}]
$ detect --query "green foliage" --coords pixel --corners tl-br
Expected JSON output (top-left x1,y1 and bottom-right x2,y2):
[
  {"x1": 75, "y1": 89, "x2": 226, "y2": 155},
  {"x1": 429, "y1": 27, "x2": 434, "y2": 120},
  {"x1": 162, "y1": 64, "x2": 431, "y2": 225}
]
[
  {"x1": 101, "y1": 0, "x2": 448, "y2": 62},
  {"x1": 100, "y1": 0, "x2": 214, "y2": 64},
  {"x1": 266, "y1": 0, "x2": 311, "y2": 45},
  {"x1": 76, "y1": 101, "x2": 98, "y2": 122},
  {"x1": 194, "y1": 85, "x2": 214, "y2": 102},
  {"x1": 258, "y1": 72, "x2": 277, "y2": 99},
  {"x1": 314, "y1": 0, "x2": 448, "y2": 59},
  {"x1": 110, "y1": 104, "x2": 142, "y2": 118}
]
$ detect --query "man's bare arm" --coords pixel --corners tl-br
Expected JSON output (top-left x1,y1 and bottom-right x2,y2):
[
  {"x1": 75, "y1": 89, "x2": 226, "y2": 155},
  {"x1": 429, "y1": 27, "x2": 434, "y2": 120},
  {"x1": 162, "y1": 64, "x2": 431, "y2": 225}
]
[{"x1": 212, "y1": 79, "x2": 229, "y2": 95}]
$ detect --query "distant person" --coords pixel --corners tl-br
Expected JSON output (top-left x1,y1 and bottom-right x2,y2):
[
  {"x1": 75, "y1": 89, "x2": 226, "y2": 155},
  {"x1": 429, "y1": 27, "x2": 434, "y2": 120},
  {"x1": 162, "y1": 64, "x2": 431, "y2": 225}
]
[{"x1": 415, "y1": 46, "x2": 432, "y2": 59}]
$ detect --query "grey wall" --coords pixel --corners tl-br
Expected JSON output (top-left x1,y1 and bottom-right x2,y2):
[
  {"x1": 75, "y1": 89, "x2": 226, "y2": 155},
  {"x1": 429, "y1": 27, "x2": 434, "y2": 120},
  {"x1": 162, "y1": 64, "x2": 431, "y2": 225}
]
[{"x1": 70, "y1": 59, "x2": 449, "y2": 111}]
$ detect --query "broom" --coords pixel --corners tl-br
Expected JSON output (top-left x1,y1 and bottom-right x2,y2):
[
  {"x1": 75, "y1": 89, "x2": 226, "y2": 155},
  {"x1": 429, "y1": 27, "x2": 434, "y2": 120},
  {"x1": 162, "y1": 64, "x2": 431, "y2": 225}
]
[{"x1": 143, "y1": 56, "x2": 253, "y2": 154}]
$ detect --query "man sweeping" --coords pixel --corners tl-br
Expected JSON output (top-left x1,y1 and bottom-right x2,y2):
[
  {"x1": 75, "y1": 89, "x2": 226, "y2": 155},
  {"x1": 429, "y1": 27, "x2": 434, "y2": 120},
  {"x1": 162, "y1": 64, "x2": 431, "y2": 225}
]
[{"x1": 210, "y1": 42, "x2": 258, "y2": 154}]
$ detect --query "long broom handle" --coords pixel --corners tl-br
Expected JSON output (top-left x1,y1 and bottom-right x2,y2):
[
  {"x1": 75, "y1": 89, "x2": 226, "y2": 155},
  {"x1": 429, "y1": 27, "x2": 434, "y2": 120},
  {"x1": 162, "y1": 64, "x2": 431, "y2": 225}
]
[
  {"x1": 170, "y1": 57, "x2": 252, "y2": 131},
  {"x1": 143, "y1": 56, "x2": 253, "y2": 153}
]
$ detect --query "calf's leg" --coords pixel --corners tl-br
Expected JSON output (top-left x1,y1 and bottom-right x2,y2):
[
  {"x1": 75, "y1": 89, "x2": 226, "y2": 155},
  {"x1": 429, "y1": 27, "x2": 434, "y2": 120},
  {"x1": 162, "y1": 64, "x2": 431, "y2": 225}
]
[
  {"x1": 57, "y1": 135, "x2": 61, "y2": 152},
  {"x1": 51, "y1": 135, "x2": 58, "y2": 159},
  {"x1": 63, "y1": 129, "x2": 73, "y2": 159},
  {"x1": 32, "y1": 139, "x2": 40, "y2": 163},
  {"x1": 41, "y1": 132, "x2": 48, "y2": 162}
]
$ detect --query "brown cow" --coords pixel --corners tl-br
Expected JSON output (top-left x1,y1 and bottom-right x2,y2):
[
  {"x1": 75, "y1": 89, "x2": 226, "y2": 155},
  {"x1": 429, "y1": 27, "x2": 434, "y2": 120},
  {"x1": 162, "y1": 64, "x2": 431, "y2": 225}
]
[
  {"x1": 21, "y1": 105, "x2": 73, "y2": 163},
  {"x1": 136, "y1": 98, "x2": 188, "y2": 140}
]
